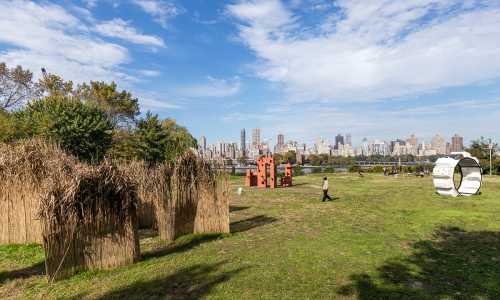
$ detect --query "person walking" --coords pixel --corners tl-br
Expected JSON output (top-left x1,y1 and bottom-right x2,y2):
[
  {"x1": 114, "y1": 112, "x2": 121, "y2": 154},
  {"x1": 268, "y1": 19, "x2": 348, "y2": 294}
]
[{"x1": 322, "y1": 177, "x2": 332, "y2": 202}]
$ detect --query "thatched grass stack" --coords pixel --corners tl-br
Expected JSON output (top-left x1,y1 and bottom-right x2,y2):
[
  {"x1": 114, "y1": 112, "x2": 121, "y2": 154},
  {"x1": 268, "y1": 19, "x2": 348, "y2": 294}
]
[
  {"x1": 172, "y1": 151, "x2": 199, "y2": 237},
  {"x1": 121, "y1": 161, "x2": 159, "y2": 229},
  {"x1": 40, "y1": 161, "x2": 140, "y2": 281},
  {"x1": 0, "y1": 139, "x2": 75, "y2": 244},
  {"x1": 194, "y1": 161, "x2": 230, "y2": 234}
]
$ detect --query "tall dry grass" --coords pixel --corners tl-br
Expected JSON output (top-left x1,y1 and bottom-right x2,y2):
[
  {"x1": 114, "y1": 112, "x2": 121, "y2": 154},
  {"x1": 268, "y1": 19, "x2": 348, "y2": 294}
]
[
  {"x1": 40, "y1": 160, "x2": 140, "y2": 282},
  {"x1": 0, "y1": 139, "x2": 75, "y2": 244},
  {"x1": 194, "y1": 161, "x2": 230, "y2": 234}
]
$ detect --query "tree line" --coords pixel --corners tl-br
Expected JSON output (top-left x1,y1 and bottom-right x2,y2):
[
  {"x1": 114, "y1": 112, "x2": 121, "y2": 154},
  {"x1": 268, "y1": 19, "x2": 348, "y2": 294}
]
[{"x1": 0, "y1": 62, "x2": 196, "y2": 165}]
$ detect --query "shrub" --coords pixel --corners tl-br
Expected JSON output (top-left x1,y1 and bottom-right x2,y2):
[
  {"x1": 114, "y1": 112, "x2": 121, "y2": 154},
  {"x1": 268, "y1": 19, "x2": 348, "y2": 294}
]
[
  {"x1": 293, "y1": 165, "x2": 304, "y2": 176},
  {"x1": 15, "y1": 96, "x2": 113, "y2": 163}
]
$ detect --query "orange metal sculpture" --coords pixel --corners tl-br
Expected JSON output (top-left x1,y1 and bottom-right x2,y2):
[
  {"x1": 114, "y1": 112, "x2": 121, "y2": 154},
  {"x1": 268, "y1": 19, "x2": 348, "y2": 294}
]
[{"x1": 245, "y1": 156, "x2": 292, "y2": 189}]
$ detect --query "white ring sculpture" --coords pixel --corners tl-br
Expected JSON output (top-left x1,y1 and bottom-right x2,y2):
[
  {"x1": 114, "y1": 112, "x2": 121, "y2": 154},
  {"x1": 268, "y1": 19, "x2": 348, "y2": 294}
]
[{"x1": 432, "y1": 152, "x2": 482, "y2": 197}]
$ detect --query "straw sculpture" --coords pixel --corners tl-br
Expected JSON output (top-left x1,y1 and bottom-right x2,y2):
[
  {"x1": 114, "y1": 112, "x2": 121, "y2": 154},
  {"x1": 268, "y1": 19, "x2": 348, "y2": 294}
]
[
  {"x1": 194, "y1": 161, "x2": 230, "y2": 234},
  {"x1": 0, "y1": 139, "x2": 75, "y2": 244},
  {"x1": 40, "y1": 161, "x2": 140, "y2": 281},
  {"x1": 171, "y1": 151, "x2": 200, "y2": 237}
]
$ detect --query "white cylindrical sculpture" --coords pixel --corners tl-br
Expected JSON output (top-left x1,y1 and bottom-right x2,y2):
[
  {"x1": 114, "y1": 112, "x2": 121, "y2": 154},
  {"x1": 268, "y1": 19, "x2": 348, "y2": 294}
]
[{"x1": 432, "y1": 152, "x2": 482, "y2": 197}]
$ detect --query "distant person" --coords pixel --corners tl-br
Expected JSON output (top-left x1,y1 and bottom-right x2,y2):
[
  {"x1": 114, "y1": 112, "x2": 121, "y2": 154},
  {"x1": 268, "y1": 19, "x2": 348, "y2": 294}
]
[{"x1": 322, "y1": 177, "x2": 332, "y2": 202}]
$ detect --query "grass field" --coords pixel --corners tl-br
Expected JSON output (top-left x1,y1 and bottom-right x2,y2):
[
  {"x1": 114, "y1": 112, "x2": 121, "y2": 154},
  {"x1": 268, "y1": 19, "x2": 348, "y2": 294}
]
[{"x1": 1, "y1": 173, "x2": 500, "y2": 299}]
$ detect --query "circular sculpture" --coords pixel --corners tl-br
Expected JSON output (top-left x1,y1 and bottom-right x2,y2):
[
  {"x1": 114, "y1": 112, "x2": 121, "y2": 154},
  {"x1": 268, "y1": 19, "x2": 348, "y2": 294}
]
[{"x1": 432, "y1": 152, "x2": 482, "y2": 197}]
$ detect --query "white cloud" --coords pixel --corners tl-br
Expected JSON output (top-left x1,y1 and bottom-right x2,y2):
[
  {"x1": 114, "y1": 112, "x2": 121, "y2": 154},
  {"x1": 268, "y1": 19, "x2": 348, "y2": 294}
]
[
  {"x1": 95, "y1": 18, "x2": 165, "y2": 47},
  {"x1": 138, "y1": 69, "x2": 161, "y2": 77},
  {"x1": 223, "y1": 99, "x2": 500, "y2": 145},
  {"x1": 177, "y1": 76, "x2": 241, "y2": 98},
  {"x1": 132, "y1": 0, "x2": 182, "y2": 28},
  {"x1": 0, "y1": 0, "x2": 131, "y2": 83},
  {"x1": 140, "y1": 96, "x2": 181, "y2": 110},
  {"x1": 84, "y1": 0, "x2": 98, "y2": 8},
  {"x1": 227, "y1": 0, "x2": 500, "y2": 102}
]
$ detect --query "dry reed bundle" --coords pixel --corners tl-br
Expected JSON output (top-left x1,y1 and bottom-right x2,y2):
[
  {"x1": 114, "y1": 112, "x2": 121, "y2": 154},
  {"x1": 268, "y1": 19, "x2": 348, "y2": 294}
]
[
  {"x1": 172, "y1": 151, "x2": 199, "y2": 237},
  {"x1": 40, "y1": 160, "x2": 140, "y2": 281},
  {"x1": 0, "y1": 139, "x2": 75, "y2": 244},
  {"x1": 121, "y1": 161, "x2": 176, "y2": 240},
  {"x1": 194, "y1": 161, "x2": 230, "y2": 234},
  {"x1": 120, "y1": 161, "x2": 159, "y2": 229}
]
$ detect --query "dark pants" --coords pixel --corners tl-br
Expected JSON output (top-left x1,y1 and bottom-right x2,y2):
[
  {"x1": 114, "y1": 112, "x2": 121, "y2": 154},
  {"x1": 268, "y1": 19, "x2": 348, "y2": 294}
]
[{"x1": 322, "y1": 189, "x2": 332, "y2": 201}]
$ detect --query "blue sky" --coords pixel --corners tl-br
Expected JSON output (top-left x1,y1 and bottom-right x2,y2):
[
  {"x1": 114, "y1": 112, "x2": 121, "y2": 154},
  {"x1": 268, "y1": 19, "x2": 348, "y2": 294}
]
[{"x1": 1, "y1": 0, "x2": 499, "y2": 147}]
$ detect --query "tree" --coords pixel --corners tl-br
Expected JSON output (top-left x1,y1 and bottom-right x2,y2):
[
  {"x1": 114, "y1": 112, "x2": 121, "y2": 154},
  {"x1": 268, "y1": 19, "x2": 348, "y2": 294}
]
[
  {"x1": 0, "y1": 108, "x2": 16, "y2": 142},
  {"x1": 76, "y1": 81, "x2": 139, "y2": 125},
  {"x1": 16, "y1": 96, "x2": 114, "y2": 163},
  {"x1": 108, "y1": 128, "x2": 138, "y2": 162},
  {"x1": 38, "y1": 73, "x2": 74, "y2": 97},
  {"x1": 0, "y1": 62, "x2": 37, "y2": 109},
  {"x1": 161, "y1": 118, "x2": 197, "y2": 163},
  {"x1": 467, "y1": 137, "x2": 499, "y2": 175},
  {"x1": 283, "y1": 150, "x2": 297, "y2": 164},
  {"x1": 135, "y1": 112, "x2": 169, "y2": 165},
  {"x1": 273, "y1": 153, "x2": 284, "y2": 165}
]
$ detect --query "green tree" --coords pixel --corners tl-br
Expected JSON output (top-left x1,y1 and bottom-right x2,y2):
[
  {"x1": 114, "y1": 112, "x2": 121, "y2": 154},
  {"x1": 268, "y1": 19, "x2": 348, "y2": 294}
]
[
  {"x1": 0, "y1": 62, "x2": 38, "y2": 109},
  {"x1": 16, "y1": 96, "x2": 113, "y2": 163},
  {"x1": 283, "y1": 150, "x2": 297, "y2": 164},
  {"x1": 76, "y1": 81, "x2": 139, "y2": 125},
  {"x1": 161, "y1": 118, "x2": 197, "y2": 163},
  {"x1": 0, "y1": 109, "x2": 16, "y2": 142},
  {"x1": 273, "y1": 153, "x2": 284, "y2": 165},
  {"x1": 467, "y1": 137, "x2": 499, "y2": 174},
  {"x1": 38, "y1": 73, "x2": 74, "y2": 97},
  {"x1": 135, "y1": 112, "x2": 169, "y2": 165},
  {"x1": 108, "y1": 128, "x2": 138, "y2": 162}
]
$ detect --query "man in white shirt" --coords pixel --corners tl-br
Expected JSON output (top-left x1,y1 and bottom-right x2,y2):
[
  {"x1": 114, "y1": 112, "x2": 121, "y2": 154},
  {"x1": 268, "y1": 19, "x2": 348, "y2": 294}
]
[{"x1": 322, "y1": 177, "x2": 332, "y2": 202}]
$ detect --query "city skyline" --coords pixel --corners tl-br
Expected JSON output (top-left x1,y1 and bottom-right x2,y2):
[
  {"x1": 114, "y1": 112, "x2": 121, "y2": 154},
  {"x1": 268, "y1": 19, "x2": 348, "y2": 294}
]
[
  {"x1": 200, "y1": 129, "x2": 478, "y2": 150},
  {"x1": 0, "y1": 1, "x2": 499, "y2": 144},
  {"x1": 198, "y1": 128, "x2": 473, "y2": 161}
]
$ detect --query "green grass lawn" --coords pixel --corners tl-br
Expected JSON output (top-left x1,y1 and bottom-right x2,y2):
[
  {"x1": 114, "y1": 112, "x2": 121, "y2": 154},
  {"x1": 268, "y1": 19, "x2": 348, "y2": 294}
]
[{"x1": 1, "y1": 173, "x2": 500, "y2": 299}]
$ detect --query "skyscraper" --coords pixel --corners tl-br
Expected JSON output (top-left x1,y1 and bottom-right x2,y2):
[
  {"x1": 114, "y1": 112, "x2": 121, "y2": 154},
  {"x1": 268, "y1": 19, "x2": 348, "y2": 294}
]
[
  {"x1": 252, "y1": 128, "x2": 261, "y2": 148},
  {"x1": 345, "y1": 134, "x2": 352, "y2": 146},
  {"x1": 200, "y1": 136, "x2": 207, "y2": 151},
  {"x1": 431, "y1": 134, "x2": 447, "y2": 155},
  {"x1": 277, "y1": 134, "x2": 284, "y2": 146},
  {"x1": 407, "y1": 134, "x2": 418, "y2": 147},
  {"x1": 451, "y1": 134, "x2": 464, "y2": 152},
  {"x1": 240, "y1": 128, "x2": 246, "y2": 157},
  {"x1": 275, "y1": 133, "x2": 285, "y2": 154},
  {"x1": 335, "y1": 134, "x2": 344, "y2": 149}
]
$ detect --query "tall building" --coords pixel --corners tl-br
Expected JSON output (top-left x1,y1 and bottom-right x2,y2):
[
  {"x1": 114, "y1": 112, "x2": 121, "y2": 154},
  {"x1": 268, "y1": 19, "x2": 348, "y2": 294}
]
[
  {"x1": 277, "y1": 134, "x2": 284, "y2": 146},
  {"x1": 252, "y1": 128, "x2": 261, "y2": 148},
  {"x1": 240, "y1": 128, "x2": 246, "y2": 157},
  {"x1": 407, "y1": 134, "x2": 418, "y2": 147},
  {"x1": 345, "y1": 134, "x2": 352, "y2": 146},
  {"x1": 275, "y1": 133, "x2": 286, "y2": 154},
  {"x1": 200, "y1": 136, "x2": 207, "y2": 151},
  {"x1": 451, "y1": 134, "x2": 464, "y2": 152},
  {"x1": 335, "y1": 134, "x2": 344, "y2": 149},
  {"x1": 431, "y1": 134, "x2": 447, "y2": 155}
]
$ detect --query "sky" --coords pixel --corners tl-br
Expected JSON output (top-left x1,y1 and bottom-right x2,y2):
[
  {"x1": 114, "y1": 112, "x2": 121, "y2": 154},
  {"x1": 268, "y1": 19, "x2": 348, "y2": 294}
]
[{"x1": 1, "y1": 0, "x2": 499, "y2": 147}]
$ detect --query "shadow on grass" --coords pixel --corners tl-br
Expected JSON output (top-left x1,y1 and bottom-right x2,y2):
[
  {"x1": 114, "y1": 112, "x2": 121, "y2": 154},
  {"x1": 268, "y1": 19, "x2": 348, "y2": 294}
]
[
  {"x1": 338, "y1": 226, "x2": 500, "y2": 299},
  {"x1": 0, "y1": 261, "x2": 45, "y2": 283},
  {"x1": 142, "y1": 233, "x2": 224, "y2": 261},
  {"x1": 229, "y1": 205, "x2": 251, "y2": 212},
  {"x1": 70, "y1": 262, "x2": 246, "y2": 300},
  {"x1": 230, "y1": 215, "x2": 277, "y2": 234}
]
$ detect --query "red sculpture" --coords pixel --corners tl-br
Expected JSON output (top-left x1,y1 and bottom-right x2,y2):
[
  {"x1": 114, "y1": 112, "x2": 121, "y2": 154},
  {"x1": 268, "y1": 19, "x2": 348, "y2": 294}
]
[{"x1": 245, "y1": 156, "x2": 292, "y2": 189}]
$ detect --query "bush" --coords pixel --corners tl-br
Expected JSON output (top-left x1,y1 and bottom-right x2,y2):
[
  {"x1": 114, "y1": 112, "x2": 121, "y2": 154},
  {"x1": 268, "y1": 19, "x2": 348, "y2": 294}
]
[
  {"x1": 348, "y1": 165, "x2": 361, "y2": 173},
  {"x1": 293, "y1": 165, "x2": 304, "y2": 176},
  {"x1": 323, "y1": 166, "x2": 335, "y2": 173},
  {"x1": 0, "y1": 109, "x2": 16, "y2": 142},
  {"x1": 15, "y1": 96, "x2": 114, "y2": 163}
]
